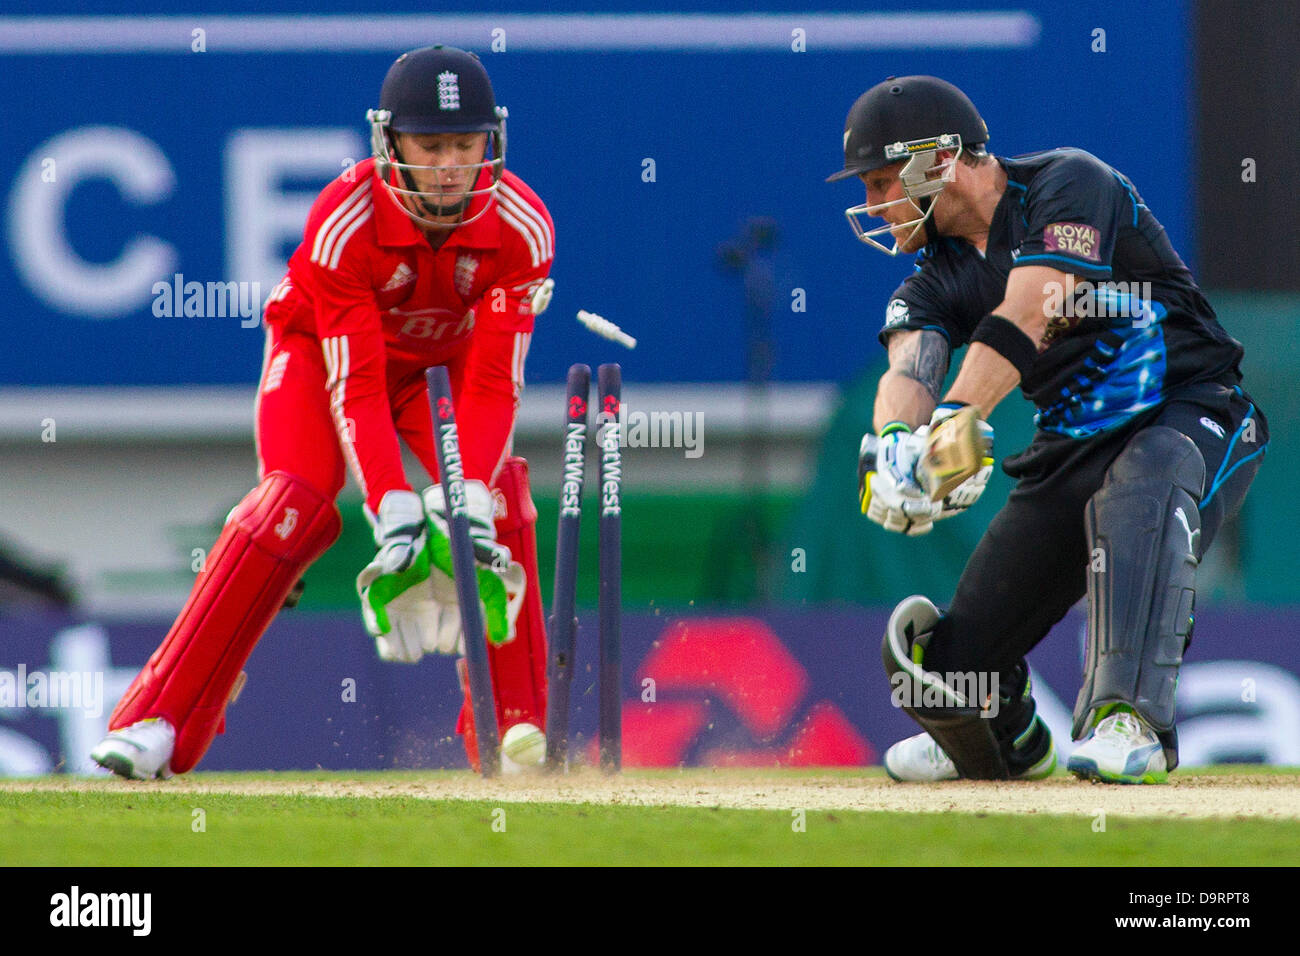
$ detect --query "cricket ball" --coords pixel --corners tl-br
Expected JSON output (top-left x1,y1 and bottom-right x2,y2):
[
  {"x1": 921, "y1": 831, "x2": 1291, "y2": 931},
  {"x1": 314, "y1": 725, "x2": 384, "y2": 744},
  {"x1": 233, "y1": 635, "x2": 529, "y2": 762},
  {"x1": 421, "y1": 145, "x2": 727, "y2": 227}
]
[{"x1": 500, "y1": 722, "x2": 547, "y2": 774}]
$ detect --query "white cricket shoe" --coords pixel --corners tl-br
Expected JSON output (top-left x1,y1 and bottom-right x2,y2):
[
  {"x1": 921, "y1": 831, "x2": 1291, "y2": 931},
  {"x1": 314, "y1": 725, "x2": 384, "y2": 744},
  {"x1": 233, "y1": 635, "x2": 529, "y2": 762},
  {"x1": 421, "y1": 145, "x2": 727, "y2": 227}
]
[
  {"x1": 884, "y1": 724, "x2": 1057, "y2": 782},
  {"x1": 90, "y1": 717, "x2": 176, "y2": 780},
  {"x1": 499, "y1": 722, "x2": 546, "y2": 775},
  {"x1": 884, "y1": 732, "x2": 959, "y2": 781},
  {"x1": 1068, "y1": 709, "x2": 1168, "y2": 784}
]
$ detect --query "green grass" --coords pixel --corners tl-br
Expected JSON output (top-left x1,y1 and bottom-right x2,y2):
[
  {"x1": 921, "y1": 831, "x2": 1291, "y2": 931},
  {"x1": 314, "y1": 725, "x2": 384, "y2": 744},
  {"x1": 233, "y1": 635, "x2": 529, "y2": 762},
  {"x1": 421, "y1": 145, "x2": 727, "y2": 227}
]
[{"x1": 2, "y1": 769, "x2": 1298, "y2": 866}]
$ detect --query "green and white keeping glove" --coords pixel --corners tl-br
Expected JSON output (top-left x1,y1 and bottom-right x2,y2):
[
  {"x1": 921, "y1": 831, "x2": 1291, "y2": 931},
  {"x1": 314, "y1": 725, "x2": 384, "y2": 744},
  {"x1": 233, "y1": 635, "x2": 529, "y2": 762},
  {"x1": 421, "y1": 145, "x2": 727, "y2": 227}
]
[
  {"x1": 422, "y1": 480, "x2": 526, "y2": 655},
  {"x1": 357, "y1": 489, "x2": 439, "y2": 663}
]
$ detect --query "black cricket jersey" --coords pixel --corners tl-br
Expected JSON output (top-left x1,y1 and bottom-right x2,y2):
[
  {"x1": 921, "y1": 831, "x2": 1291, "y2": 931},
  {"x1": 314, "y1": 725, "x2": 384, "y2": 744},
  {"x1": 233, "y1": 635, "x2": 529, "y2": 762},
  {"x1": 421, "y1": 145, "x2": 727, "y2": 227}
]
[{"x1": 879, "y1": 148, "x2": 1245, "y2": 438}]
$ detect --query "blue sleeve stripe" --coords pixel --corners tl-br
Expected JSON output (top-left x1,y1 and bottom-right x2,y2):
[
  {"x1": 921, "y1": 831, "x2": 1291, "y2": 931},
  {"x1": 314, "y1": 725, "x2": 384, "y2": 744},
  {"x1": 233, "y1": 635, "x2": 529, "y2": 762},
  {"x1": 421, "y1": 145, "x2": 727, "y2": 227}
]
[
  {"x1": 1013, "y1": 253, "x2": 1112, "y2": 275},
  {"x1": 1110, "y1": 170, "x2": 1140, "y2": 227},
  {"x1": 915, "y1": 324, "x2": 952, "y2": 345}
]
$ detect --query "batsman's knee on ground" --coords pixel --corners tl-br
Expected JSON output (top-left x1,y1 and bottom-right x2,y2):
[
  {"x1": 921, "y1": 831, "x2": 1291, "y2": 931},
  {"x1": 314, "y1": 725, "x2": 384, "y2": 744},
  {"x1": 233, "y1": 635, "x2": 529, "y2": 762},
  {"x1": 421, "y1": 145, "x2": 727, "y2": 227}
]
[{"x1": 881, "y1": 596, "x2": 1053, "y2": 781}]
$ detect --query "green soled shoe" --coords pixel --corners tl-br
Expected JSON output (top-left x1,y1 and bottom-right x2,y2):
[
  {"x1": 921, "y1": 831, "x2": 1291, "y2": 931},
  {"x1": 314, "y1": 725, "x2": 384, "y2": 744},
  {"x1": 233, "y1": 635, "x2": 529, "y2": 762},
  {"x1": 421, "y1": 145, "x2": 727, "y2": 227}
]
[
  {"x1": 90, "y1": 717, "x2": 175, "y2": 780},
  {"x1": 1067, "y1": 711, "x2": 1168, "y2": 784},
  {"x1": 883, "y1": 732, "x2": 959, "y2": 782},
  {"x1": 884, "y1": 719, "x2": 1057, "y2": 782}
]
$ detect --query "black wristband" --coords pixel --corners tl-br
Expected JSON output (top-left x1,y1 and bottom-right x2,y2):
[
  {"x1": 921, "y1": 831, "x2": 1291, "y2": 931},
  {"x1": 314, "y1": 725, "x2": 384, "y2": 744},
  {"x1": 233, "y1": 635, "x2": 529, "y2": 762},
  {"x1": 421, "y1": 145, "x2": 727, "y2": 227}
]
[{"x1": 970, "y1": 314, "x2": 1038, "y2": 379}]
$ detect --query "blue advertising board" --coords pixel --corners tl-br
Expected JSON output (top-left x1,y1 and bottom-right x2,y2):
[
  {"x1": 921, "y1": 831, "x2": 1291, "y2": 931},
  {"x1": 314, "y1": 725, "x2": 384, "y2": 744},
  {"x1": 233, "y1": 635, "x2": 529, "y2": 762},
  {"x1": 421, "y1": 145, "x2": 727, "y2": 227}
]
[
  {"x1": 2, "y1": 603, "x2": 1295, "y2": 775},
  {"x1": 0, "y1": 1, "x2": 1191, "y2": 386}
]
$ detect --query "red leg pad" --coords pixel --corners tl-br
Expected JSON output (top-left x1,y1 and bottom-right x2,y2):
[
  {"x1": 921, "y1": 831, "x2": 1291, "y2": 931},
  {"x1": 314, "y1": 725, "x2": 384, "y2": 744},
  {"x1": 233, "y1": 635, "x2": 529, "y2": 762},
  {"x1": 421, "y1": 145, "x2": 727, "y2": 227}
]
[
  {"x1": 110, "y1": 471, "x2": 341, "y2": 772},
  {"x1": 458, "y1": 456, "x2": 548, "y2": 769}
]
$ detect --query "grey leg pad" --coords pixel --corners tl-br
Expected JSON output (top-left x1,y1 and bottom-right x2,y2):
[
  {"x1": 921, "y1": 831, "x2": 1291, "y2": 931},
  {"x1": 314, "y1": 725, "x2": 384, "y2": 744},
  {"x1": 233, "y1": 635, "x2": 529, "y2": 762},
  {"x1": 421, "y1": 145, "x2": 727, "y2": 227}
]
[{"x1": 1074, "y1": 427, "x2": 1204, "y2": 746}]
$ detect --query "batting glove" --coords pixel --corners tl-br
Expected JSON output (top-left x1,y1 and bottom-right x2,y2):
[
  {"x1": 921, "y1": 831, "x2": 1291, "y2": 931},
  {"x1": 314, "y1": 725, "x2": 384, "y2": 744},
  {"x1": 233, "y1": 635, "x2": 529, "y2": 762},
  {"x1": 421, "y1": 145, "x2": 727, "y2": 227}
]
[{"x1": 858, "y1": 423, "x2": 941, "y2": 536}]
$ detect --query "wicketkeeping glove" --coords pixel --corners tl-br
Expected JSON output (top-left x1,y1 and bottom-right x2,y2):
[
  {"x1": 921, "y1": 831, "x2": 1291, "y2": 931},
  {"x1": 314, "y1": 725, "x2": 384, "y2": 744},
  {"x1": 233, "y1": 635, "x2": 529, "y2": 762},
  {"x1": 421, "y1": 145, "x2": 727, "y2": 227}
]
[
  {"x1": 422, "y1": 481, "x2": 525, "y2": 654},
  {"x1": 858, "y1": 422, "x2": 941, "y2": 536},
  {"x1": 357, "y1": 489, "x2": 439, "y2": 662}
]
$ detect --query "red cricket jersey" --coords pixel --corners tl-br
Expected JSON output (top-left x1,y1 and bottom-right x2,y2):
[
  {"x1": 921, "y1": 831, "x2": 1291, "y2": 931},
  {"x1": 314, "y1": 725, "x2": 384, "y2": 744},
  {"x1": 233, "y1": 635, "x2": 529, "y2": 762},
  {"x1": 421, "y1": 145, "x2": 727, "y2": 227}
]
[{"x1": 263, "y1": 158, "x2": 554, "y2": 510}]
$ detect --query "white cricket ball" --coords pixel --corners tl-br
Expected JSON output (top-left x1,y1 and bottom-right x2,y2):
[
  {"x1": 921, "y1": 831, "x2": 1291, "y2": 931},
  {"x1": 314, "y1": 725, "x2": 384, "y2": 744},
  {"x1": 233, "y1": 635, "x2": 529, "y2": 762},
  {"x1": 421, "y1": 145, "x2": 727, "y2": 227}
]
[{"x1": 500, "y1": 722, "x2": 547, "y2": 774}]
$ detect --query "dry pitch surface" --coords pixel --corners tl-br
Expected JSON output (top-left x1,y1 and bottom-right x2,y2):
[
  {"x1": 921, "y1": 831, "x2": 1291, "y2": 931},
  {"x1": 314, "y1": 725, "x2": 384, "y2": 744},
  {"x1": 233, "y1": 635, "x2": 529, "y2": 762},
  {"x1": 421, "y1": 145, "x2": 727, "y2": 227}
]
[{"x1": 6, "y1": 768, "x2": 1299, "y2": 820}]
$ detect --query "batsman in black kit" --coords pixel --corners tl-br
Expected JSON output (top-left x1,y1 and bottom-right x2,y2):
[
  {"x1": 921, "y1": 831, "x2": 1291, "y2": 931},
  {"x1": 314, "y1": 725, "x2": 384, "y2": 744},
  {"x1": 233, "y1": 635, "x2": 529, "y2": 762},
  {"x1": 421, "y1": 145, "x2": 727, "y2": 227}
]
[{"x1": 831, "y1": 76, "x2": 1268, "y2": 784}]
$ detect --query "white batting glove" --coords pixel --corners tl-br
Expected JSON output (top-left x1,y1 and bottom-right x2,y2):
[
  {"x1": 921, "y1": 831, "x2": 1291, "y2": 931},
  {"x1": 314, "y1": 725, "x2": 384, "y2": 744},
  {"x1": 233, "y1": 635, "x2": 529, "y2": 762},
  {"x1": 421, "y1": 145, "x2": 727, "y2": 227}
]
[{"x1": 858, "y1": 424, "x2": 941, "y2": 536}]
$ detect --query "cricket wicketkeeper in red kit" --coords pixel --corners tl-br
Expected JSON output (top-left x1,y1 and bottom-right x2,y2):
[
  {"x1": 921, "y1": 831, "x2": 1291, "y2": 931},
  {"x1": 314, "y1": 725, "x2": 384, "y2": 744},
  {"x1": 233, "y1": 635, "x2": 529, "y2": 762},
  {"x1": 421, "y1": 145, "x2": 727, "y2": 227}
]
[{"x1": 92, "y1": 46, "x2": 555, "y2": 778}]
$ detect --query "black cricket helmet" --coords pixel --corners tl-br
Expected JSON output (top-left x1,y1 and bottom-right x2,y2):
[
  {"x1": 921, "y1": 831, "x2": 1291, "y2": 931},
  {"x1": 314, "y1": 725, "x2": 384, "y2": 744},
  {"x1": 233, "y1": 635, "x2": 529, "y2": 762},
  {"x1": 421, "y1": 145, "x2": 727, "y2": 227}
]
[
  {"x1": 828, "y1": 76, "x2": 988, "y2": 255},
  {"x1": 367, "y1": 45, "x2": 508, "y2": 227}
]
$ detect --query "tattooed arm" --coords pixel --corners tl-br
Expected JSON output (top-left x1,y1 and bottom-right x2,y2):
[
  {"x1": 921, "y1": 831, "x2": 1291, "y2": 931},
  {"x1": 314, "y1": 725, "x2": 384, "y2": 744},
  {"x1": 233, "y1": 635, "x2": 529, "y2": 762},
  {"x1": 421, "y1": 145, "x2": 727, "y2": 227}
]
[{"x1": 873, "y1": 329, "x2": 951, "y2": 432}]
